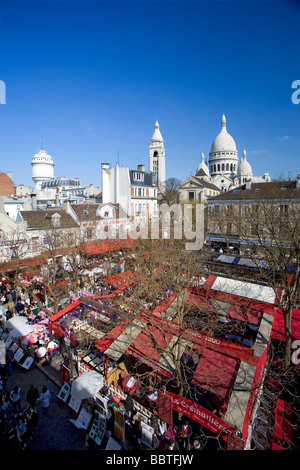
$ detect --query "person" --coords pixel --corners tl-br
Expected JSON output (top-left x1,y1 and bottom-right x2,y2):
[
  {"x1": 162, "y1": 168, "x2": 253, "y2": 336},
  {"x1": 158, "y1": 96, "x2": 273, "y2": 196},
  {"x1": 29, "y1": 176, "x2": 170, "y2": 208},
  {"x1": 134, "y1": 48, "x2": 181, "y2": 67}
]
[
  {"x1": 192, "y1": 438, "x2": 201, "y2": 450},
  {"x1": 15, "y1": 301, "x2": 25, "y2": 314},
  {"x1": 164, "y1": 438, "x2": 180, "y2": 450},
  {"x1": 5, "y1": 425, "x2": 17, "y2": 450},
  {"x1": 123, "y1": 394, "x2": 134, "y2": 419},
  {"x1": 6, "y1": 349, "x2": 14, "y2": 376},
  {"x1": 24, "y1": 405, "x2": 39, "y2": 440},
  {"x1": 10, "y1": 386, "x2": 22, "y2": 417},
  {"x1": 26, "y1": 384, "x2": 39, "y2": 408},
  {"x1": 1, "y1": 391, "x2": 10, "y2": 416},
  {"x1": 36, "y1": 386, "x2": 51, "y2": 414},
  {"x1": 180, "y1": 419, "x2": 193, "y2": 450},
  {"x1": 15, "y1": 416, "x2": 27, "y2": 450}
]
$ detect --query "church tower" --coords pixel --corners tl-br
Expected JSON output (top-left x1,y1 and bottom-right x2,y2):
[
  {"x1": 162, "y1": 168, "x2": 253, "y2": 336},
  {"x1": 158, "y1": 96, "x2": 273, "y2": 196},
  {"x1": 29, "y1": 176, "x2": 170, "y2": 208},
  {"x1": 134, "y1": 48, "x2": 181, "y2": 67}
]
[{"x1": 149, "y1": 120, "x2": 166, "y2": 191}]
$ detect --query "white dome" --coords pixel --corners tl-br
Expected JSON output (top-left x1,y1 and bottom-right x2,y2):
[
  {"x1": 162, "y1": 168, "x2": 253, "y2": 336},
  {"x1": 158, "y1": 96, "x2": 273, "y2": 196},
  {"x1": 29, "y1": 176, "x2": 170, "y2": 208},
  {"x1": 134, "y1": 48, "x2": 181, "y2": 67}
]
[
  {"x1": 238, "y1": 149, "x2": 252, "y2": 176},
  {"x1": 210, "y1": 114, "x2": 237, "y2": 154},
  {"x1": 151, "y1": 120, "x2": 163, "y2": 143},
  {"x1": 31, "y1": 148, "x2": 55, "y2": 187},
  {"x1": 196, "y1": 152, "x2": 209, "y2": 176}
]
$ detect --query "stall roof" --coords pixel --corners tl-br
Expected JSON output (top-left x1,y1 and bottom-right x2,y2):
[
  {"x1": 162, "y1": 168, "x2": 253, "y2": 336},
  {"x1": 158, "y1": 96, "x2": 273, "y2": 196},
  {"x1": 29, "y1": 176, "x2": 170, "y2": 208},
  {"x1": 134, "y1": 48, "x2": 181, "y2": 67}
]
[
  {"x1": 103, "y1": 319, "x2": 145, "y2": 362},
  {"x1": 204, "y1": 275, "x2": 275, "y2": 304},
  {"x1": 271, "y1": 307, "x2": 300, "y2": 342},
  {"x1": 187, "y1": 289, "x2": 263, "y2": 326},
  {"x1": 126, "y1": 324, "x2": 176, "y2": 378},
  {"x1": 49, "y1": 299, "x2": 82, "y2": 323},
  {"x1": 81, "y1": 238, "x2": 136, "y2": 256},
  {"x1": 191, "y1": 347, "x2": 239, "y2": 399}
]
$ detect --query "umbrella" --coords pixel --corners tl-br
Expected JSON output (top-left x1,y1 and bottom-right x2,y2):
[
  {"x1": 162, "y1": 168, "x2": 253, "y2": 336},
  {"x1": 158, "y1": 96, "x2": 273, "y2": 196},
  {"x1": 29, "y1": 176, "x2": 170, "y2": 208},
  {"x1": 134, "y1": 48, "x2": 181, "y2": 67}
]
[
  {"x1": 5, "y1": 315, "x2": 28, "y2": 330},
  {"x1": 10, "y1": 323, "x2": 34, "y2": 338},
  {"x1": 92, "y1": 267, "x2": 103, "y2": 274},
  {"x1": 21, "y1": 332, "x2": 42, "y2": 346},
  {"x1": 81, "y1": 270, "x2": 90, "y2": 276},
  {"x1": 70, "y1": 370, "x2": 104, "y2": 402}
]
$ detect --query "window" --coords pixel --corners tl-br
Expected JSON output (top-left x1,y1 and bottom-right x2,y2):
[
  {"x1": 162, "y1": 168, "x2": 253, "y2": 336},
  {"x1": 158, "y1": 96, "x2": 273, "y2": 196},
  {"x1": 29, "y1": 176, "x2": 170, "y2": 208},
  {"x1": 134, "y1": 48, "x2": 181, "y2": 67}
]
[
  {"x1": 104, "y1": 211, "x2": 109, "y2": 217},
  {"x1": 32, "y1": 237, "x2": 39, "y2": 253},
  {"x1": 51, "y1": 215, "x2": 61, "y2": 227},
  {"x1": 188, "y1": 191, "x2": 195, "y2": 201}
]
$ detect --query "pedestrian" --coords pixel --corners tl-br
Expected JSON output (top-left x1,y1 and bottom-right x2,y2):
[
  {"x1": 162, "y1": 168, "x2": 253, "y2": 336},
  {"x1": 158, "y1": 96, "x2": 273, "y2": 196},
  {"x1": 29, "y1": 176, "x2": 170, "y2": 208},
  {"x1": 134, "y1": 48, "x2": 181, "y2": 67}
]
[
  {"x1": 9, "y1": 385, "x2": 22, "y2": 417},
  {"x1": 15, "y1": 301, "x2": 25, "y2": 314},
  {"x1": 192, "y1": 438, "x2": 202, "y2": 450},
  {"x1": 179, "y1": 419, "x2": 193, "y2": 450},
  {"x1": 26, "y1": 384, "x2": 39, "y2": 407},
  {"x1": 24, "y1": 405, "x2": 39, "y2": 440},
  {"x1": 15, "y1": 416, "x2": 28, "y2": 450},
  {"x1": 36, "y1": 386, "x2": 51, "y2": 414},
  {"x1": 1, "y1": 391, "x2": 10, "y2": 416},
  {"x1": 4, "y1": 425, "x2": 17, "y2": 450},
  {"x1": 164, "y1": 438, "x2": 180, "y2": 450},
  {"x1": 6, "y1": 349, "x2": 14, "y2": 376}
]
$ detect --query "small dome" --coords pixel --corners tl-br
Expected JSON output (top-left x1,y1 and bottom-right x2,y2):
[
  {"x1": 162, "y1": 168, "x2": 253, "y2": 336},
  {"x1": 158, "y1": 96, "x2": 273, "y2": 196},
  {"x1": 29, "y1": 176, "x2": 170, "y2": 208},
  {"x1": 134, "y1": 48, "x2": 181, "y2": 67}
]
[
  {"x1": 151, "y1": 120, "x2": 163, "y2": 143},
  {"x1": 238, "y1": 149, "x2": 253, "y2": 176},
  {"x1": 210, "y1": 114, "x2": 237, "y2": 154},
  {"x1": 196, "y1": 152, "x2": 209, "y2": 176}
]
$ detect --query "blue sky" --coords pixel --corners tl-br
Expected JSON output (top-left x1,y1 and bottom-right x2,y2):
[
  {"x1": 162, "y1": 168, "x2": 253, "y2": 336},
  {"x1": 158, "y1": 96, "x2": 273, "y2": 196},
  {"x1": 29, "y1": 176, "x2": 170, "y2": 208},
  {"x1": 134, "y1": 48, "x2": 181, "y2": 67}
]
[{"x1": 0, "y1": 0, "x2": 299, "y2": 188}]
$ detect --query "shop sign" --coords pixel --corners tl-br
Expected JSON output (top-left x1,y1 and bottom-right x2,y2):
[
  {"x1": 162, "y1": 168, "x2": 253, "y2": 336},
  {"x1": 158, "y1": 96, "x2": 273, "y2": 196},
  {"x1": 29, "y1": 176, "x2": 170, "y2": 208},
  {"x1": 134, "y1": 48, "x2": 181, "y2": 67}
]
[{"x1": 164, "y1": 391, "x2": 236, "y2": 441}]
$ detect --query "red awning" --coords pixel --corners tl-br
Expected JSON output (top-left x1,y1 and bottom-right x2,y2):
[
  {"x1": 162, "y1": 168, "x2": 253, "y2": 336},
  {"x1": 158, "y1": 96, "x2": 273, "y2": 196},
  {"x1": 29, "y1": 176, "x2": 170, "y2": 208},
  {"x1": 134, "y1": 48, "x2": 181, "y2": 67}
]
[
  {"x1": 191, "y1": 347, "x2": 239, "y2": 399},
  {"x1": 49, "y1": 299, "x2": 82, "y2": 323},
  {"x1": 94, "y1": 321, "x2": 130, "y2": 352},
  {"x1": 82, "y1": 238, "x2": 136, "y2": 256},
  {"x1": 126, "y1": 324, "x2": 175, "y2": 378},
  {"x1": 271, "y1": 307, "x2": 300, "y2": 342},
  {"x1": 103, "y1": 270, "x2": 139, "y2": 288}
]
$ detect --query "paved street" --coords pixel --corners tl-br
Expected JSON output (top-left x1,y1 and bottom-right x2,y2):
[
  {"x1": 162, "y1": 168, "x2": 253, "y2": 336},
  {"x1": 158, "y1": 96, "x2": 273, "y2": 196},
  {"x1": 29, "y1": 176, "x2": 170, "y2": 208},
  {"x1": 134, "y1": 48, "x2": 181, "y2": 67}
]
[{"x1": 3, "y1": 358, "x2": 87, "y2": 451}]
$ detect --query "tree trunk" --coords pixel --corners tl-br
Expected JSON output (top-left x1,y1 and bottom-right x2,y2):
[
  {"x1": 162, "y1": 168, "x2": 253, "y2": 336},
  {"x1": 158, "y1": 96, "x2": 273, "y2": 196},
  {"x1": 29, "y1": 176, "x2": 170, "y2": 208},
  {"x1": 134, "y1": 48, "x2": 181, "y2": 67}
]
[{"x1": 283, "y1": 305, "x2": 292, "y2": 369}]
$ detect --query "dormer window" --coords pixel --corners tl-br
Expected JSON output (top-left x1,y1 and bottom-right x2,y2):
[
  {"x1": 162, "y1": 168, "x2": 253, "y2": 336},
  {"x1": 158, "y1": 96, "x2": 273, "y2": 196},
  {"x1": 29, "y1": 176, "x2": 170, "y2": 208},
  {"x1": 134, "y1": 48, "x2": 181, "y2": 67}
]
[{"x1": 51, "y1": 213, "x2": 61, "y2": 227}]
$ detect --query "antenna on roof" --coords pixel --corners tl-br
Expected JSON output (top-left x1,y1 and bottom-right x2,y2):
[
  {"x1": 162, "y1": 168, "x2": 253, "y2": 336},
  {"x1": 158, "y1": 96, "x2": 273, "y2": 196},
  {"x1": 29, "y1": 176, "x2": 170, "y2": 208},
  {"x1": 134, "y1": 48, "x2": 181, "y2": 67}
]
[{"x1": 38, "y1": 136, "x2": 44, "y2": 152}]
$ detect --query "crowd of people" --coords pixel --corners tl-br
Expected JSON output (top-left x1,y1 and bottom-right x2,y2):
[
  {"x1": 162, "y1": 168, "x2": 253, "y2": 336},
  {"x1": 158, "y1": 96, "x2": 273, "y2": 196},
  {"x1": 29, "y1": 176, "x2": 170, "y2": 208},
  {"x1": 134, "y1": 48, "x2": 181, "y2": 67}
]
[{"x1": 0, "y1": 381, "x2": 51, "y2": 449}]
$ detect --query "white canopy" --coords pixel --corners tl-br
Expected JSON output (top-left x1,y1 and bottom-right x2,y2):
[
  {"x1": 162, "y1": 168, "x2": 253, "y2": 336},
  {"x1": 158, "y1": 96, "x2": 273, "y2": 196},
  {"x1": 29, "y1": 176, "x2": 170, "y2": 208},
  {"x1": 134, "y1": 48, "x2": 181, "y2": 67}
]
[
  {"x1": 5, "y1": 315, "x2": 29, "y2": 330},
  {"x1": 10, "y1": 323, "x2": 34, "y2": 338},
  {"x1": 70, "y1": 370, "x2": 104, "y2": 402}
]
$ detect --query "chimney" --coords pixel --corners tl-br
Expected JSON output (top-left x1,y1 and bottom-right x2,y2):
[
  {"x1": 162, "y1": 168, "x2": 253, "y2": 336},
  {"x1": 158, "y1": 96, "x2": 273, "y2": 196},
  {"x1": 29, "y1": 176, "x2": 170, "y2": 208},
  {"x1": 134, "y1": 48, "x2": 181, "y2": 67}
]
[
  {"x1": 55, "y1": 190, "x2": 60, "y2": 206},
  {"x1": 6, "y1": 171, "x2": 13, "y2": 181},
  {"x1": 31, "y1": 192, "x2": 37, "y2": 211},
  {"x1": 63, "y1": 200, "x2": 70, "y2": 212},
  {"x1": 137, "y1": 164, "x2": 145, "y2": 172}
]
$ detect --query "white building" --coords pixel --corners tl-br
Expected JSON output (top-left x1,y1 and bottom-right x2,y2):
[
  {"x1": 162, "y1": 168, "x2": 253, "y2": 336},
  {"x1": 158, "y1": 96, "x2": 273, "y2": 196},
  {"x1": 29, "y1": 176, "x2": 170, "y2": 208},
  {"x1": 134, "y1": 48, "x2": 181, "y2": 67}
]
[
  {"x1": 149, "y1": 120, "x2": 166, "y2": 191},
  {"x1": 31, "y1": 148, "x2": 55, "y2": 190},
  {"x1": 101, "y1": 162, "x2": 158, "y2": 220},
  {"x1": 201, "y1": 114, "x2": 271, "y2": 192}
]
